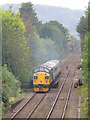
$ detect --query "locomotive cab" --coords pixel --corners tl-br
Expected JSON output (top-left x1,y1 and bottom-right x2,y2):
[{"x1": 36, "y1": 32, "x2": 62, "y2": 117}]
[{"x1": 33, "y1": 67, "x2": 50, "y2": 92}]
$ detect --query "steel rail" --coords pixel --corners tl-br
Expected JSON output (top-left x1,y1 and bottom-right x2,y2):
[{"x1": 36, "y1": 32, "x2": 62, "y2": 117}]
[
  {"x1": 24, "y1": 62, "x2": 71, "y2": 119},
  {"x1": 61, "y1": 68, "x2": 76, "y2": 119},
  {"x1": 10, "y1": 93, "x2": 36, "y2": 120},
  {"x1": 10, "y1": 58, "x2": 72, "y2": 120},
  {"x1": 25, "y1": 94, "x2": 46, "y2": 119},
  {"x1": 46, "y1": 64, "x2": 72, "y2": 120},
  {"x1": 10, "y1": 53, "x2": 77, "y2": 120}
]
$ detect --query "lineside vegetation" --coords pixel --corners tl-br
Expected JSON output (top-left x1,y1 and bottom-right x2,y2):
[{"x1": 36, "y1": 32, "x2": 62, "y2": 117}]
[{"x1": 76, "y1": 3, "x2": 89, "y2": 118}]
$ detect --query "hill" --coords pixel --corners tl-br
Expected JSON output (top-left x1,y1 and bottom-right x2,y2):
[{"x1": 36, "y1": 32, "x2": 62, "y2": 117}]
[{"x1": 33, "y1": 4, "x2": 85, "y2": 37}]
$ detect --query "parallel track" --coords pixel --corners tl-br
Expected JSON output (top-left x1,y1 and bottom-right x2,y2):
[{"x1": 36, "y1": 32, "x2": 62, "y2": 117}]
[
  {"x1": 46, "y1": 54, "x2": 79, "y2": 119},
  {"x1": 9, "y1": 51, "x2": 80, "y2": 119},
  {"x1": 10, "y1": 64, "x2": 71, "y2": 119},
  {"x1": 25, "y1": 94, "x2": 46, "y2": 120},
  {"x1": 27, "y1": 64, "x2": 72, "y2": 119},
  {"x1": 61, "y1": 68, "x2": 76, "y2": 119},
  {"x1": 11, "y1": 93, "x2": 47, "y2": 119},
  {"x1": 46, "y1": 65, "x2": 72, "y2": 120},
  {"x1": 10, "y1": 93, "x2": 36, "y2": 119}
]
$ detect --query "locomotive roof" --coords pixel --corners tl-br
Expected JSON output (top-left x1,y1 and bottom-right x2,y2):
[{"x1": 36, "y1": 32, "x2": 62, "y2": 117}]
[{"x1": 41, "y1": 60, "x2": 60, "y2": 70}]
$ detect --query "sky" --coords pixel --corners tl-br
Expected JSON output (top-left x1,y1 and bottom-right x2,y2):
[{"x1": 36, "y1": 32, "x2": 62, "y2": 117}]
[{"x1": 0, "y1": 0, "x2": 89, "y2": 10}]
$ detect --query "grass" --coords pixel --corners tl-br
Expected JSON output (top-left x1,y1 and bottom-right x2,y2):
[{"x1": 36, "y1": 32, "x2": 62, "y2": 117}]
[{"x1": 76, "y1": 82, "x2": 88, "y2": 118}]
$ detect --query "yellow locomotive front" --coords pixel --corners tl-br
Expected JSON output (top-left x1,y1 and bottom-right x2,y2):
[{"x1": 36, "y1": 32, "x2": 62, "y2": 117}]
[{"x1": 33, "y1": 67, "x2": 50, "y2": 92}]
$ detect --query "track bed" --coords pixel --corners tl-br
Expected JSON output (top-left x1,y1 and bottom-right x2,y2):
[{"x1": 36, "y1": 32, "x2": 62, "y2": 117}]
[{"x1": 3, "y1": 50, "x2": 82, "y2": 119}]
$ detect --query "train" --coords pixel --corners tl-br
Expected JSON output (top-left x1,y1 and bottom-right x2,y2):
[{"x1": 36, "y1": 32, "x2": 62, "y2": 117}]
[{"x1": 33, "y1": 60, "x2": 61, "y2": 92}]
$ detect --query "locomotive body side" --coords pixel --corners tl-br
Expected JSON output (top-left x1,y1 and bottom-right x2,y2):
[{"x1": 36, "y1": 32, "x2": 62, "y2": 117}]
[{"x1": 52, "y1": 62, "x2": 61, "y2": 80}]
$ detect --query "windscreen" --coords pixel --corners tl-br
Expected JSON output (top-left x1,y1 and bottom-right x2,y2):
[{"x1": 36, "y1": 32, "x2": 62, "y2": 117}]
[{"x1": 34, "y1": 67, "x2": 49, "y2": 73}]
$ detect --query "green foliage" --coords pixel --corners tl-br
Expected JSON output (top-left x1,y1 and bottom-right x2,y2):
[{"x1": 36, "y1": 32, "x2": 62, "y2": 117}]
[
  {"x1": 36, "y1": 37, "x2": 57, "y2": 63},
  {"x1": 76, "y1": 6, "x2": 88, "y2": 82},
  {"x1": 27, "y1": 31, "x2": 58, "y2": 66},
  {"x1": 19, "y1": 2, "x2": 42, "y2": 33},
  {"x1": 19, "y1": 3, "x2": 72, "y2": 67},
  {"x1": 2, "y1": 64, "x2": 21, "y2": 103},
  {"x1": 38, "y1": 21, "x2": 70, "y2": 59},
  {"x1": 82, "y1": 34, "x2": 88, "y2": 80},
  {"x1": 76, "y1": 16, "x2": 88, "y2": 39},
  {"x1": 76, "y1": 6, "x2": 88, "y2": 79},
  {"x1": 2, "y1": 65, "x2": 21, "y2": 114},
  {"x1": 88, "y1": 4, "x2": 90, "y2": 31},
  {"x1": 19, "y1": 3, "x2": 77, "y2": 69},
  {"x1": 39, "y1": 21, "x2": 69, "y2": 40},
  {"x1": 76, "y1": 6, "x2": 88, "y2": 51},
  {"x1": 2, "y1": 10, "x2": 31, "y2": 87},
  {"x1": 77, "y1": 83, "x2": 88, "y2": 118},
  {"x1": 20, "y1": 2, "x2": 37, "y2": 22},
  {"x1": 76, "y1": 5, "x2": 89, "y2": 119}
]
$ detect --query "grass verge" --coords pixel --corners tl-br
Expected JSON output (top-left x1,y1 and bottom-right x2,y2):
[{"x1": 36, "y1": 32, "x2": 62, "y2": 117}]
[{"x1": 76, "y1": 82, "x2": 88, "y2": 118}]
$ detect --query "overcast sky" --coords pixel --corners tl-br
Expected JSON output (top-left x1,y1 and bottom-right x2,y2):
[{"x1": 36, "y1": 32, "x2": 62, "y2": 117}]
[{"x1": 0, "y1": 0, "x2": 89, "y2": 10}]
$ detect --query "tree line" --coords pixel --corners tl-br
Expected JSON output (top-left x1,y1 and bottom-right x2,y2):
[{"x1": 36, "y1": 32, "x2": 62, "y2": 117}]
[{"x1": 76, "y1": 3, "x2": 89, "y2": 118}]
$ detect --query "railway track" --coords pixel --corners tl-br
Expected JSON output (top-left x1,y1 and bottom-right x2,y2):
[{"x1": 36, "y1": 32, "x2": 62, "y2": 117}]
[
  {"x1": 61, "y1": 69, "x2": 75, "y2": 119},
  {"x1": 61, "y1": 57, "x2": 80, "y2": 119},
  {"x1": 61, "y1": 69, "x2": 77, "y2": 119},
  {"x1": 5, "y1": 51, "x2": 80, "y2": 119},
  {"x1": 10, "y1": 93, "x2": 46, "y2": 119},
  {"x1": 46, "y1": 65, "x2": 72, "y2": 120},
  {"x1": 10, "y1": 61, "x2": 72, "y2": 119},
  {"x1": 61, "y1": 56, "x2": 80, "y2": 119},
  {"x1": 25, "y1": 94, "x2": 46, "y2": 120},
  {"x1": 29, "y1": 53, "x2": 79, "y2": 119},
  {"x1": 48, "y1": 54, "x2": 79, "y2": 119},
  {"x1": 27, "y1": 64, "x2": 73, "y2": 119},
  {"x1": 10, "y1": 93, "x2": 36, "y2": 119}
]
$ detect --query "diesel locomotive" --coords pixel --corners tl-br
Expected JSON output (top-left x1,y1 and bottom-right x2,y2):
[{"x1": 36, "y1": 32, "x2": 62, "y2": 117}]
[{"x1": 33, "y1": 60, "x2": 61, "y2": 92}]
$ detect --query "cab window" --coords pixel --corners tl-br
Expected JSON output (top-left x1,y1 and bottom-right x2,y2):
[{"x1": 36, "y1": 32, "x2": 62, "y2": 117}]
[{"x1": 34, "y1": 67, "x2": 49, "y2": 73}]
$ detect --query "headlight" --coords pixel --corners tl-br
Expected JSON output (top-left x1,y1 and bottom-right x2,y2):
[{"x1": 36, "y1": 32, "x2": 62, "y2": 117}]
[
  {"x1": 45, "y1": 76, "x2": 49, "y2": 79},
  {"x1": 34, "y1": 76, "x2": 38, "y2": 79}
]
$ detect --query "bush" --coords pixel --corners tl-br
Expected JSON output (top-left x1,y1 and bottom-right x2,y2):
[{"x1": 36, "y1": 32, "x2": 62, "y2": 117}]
[{"x1": 2, "y1": 65, "x2": 21, "y2": 113}]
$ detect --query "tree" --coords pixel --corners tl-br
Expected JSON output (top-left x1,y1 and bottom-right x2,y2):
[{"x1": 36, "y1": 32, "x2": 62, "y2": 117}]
[
  {"x1": 76, "y1": 5, "x2": 89, "y2": 118},
  {"x1": 76, "y1": 16, "x2": 88, "y2": 39},
  {"x1": 38, "y1": 21, "x2": 70, "y2": 59},
  {"x1": 2, "y1": 65, "x2": 21, "y2": 103},
  {"x1": 2, "y1": 10, "x2": 31, "y2": 87},
  {"x1": 19, "y1": 2, "x2": 42, "y2": 34}
]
